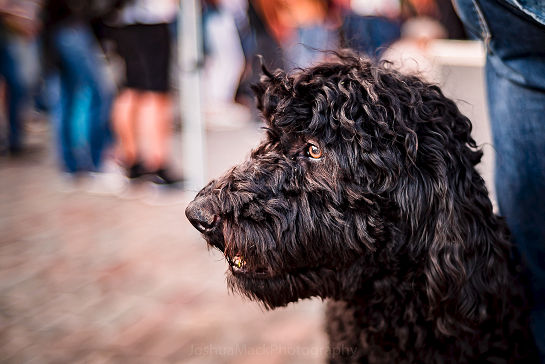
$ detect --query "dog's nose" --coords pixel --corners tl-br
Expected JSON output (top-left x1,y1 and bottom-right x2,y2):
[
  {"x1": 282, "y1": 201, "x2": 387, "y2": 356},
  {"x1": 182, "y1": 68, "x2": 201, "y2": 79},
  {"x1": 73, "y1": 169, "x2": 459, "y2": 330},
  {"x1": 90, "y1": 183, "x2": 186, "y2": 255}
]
[{"x1": 185, "y1": 199, "x2": 221, "y2": 235}]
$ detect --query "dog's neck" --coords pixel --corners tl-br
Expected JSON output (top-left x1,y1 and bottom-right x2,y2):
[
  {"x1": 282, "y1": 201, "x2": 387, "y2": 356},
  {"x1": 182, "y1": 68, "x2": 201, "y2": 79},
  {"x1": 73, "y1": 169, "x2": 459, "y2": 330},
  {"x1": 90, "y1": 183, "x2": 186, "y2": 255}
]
[{"x1": 333, "y1": 241, "x2": 425, "y2": 303}]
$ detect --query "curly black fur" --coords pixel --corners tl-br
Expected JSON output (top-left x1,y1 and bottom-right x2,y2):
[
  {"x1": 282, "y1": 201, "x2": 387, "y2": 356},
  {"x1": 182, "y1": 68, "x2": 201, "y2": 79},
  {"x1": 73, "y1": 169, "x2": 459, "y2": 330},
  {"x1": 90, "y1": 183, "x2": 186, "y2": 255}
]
[{"x1": 185, "y1": 51, "x2": 538, "y2": 363}]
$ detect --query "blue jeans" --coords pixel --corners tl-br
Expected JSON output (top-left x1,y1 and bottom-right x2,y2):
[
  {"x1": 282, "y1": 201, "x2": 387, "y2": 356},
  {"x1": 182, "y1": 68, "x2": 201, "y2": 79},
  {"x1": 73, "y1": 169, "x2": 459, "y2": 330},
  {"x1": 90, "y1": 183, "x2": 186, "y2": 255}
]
[
  {"x1": 0, "y1": 29, "x2": 34, "y2": 151},
  {"x1": 341, "y1": 14, "x2": 401, "y2": 59},
  {"x1": 284, "y1": 25, "x2": 338, "y2": 70},
  {"x1": 454, "y1": 0, "x2": 545, "y2": 359},
  {"x1": 50, "y1": 23, "x2": 113, "y2": 173}
]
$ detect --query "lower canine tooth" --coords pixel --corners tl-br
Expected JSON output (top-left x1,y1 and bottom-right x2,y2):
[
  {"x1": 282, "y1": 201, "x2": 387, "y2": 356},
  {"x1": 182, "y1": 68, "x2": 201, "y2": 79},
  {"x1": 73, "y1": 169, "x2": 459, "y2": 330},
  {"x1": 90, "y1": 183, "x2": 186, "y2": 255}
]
[{"x1": 233, "y1": 255, "x2": 245, "y2": 268}]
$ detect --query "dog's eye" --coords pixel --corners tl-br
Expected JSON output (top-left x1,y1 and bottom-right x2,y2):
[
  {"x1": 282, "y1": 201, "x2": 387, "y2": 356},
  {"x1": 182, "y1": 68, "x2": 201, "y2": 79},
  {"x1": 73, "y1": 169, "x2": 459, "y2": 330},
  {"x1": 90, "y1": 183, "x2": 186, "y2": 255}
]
[{"x1": 306, "y1": 144, "x2": 323, "y2": 159}]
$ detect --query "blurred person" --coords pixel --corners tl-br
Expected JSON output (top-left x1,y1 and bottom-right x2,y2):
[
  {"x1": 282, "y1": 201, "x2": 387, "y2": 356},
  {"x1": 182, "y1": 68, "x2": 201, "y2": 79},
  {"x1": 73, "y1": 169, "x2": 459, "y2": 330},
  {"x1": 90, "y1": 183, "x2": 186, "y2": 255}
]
[
  {"x1": 251, "y1": 0, "x2": 339, "y2": 69},
  {"x1": 281, "y1": 0, "x2": 340, "y2": 70},
  {"x1": 247, "y1": 0, "x2": 285, "y2": 70},
  {"x1": 229, "y1": 0, "x2": 257, "y2": 109},
  {"x1": 0, "y1": 0, "x2": 41, "y2": 155},
  {"x1": 455, "y1": 0, "x2": 545, "y2": 359},
  {"x1": 234, "y1": 0, "x2": 338, "y2": 123},
  {"x1": 339, "y1": 0, "x2": 402, "y2": 59},
  {"x1": 250, "y1": 0, "x2": 293, "y2": 57},
  {"x1": 202, "y1": 0, "x2": 250, "y2": 130},
  {"x1": 43, "y1": 0, "x2": 115, "y2": 182},
  {"x1": 108, "y1": 0, "x2": 181, "y2": 185},
  {"x1": 216, "y1": 0, "x2": 252, "y2": 57},
  {"x1": 435, "y1": 0, "x2": 466, "y2": 39},
  {"x1": 381, "y1": 16, "x2": 447, "y2": 81},
  {"x1": 235, "y1": 0, "x2": 284, "y2": 119},
  {"x1": 403, "y1": 0, "x2": 466, "y2": 39},
  {"x1": 339, "y1": 0, "x2": 465, "y2": 59}
]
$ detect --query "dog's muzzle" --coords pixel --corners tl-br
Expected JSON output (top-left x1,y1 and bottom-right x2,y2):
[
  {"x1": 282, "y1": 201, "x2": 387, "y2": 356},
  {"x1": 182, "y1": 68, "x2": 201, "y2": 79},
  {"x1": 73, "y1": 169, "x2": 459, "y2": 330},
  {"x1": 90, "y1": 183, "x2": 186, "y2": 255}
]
[{"x1": 185, "y1": 197, "x2": 224, "y2": 249}]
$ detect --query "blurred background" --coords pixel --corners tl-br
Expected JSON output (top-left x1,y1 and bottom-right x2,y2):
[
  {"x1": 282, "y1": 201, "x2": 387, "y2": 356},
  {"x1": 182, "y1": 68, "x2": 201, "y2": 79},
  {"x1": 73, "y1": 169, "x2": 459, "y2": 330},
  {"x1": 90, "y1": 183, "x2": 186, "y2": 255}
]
[{"x1": 0, "y1": 0, "x2": 494, "y2": 362}]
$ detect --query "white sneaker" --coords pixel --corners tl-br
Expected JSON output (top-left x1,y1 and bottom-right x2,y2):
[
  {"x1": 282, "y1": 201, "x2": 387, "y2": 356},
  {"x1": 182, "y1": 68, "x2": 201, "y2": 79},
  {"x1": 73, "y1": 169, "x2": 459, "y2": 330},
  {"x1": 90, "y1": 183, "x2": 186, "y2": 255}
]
[{"x1": 83, "y1": 171, "x2": 128, "y2": 196}]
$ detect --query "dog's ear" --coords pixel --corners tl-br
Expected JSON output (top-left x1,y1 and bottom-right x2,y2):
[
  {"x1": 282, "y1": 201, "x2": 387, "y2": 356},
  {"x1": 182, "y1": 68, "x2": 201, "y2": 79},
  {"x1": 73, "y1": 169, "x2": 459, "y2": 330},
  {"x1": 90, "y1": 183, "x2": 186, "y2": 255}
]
[
  {"x1": 250, "y1": 56, "x2": 271, "y2": 111},
  {"x1": 251, "y1": 56, "x2": 288, "y2": 116},
  {"x1": 394, "y1": 85, "x2": 511, "y2": 337}
]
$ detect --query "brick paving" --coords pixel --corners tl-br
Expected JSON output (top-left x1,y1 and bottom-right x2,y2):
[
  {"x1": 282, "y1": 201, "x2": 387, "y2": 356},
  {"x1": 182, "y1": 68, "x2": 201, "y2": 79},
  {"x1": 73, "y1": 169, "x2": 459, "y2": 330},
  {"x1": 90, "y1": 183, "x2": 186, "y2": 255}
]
[{"x1": 0, "y1": 123, "x2": 327, "y2": 364}]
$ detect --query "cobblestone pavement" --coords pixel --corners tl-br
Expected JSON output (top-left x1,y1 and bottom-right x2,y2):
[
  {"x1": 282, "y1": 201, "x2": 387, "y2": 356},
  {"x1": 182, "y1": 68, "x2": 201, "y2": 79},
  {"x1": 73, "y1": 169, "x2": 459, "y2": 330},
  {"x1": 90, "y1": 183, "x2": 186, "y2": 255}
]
[{"x1": 0, "y1": 123, "x2": 327, "y2": 364}]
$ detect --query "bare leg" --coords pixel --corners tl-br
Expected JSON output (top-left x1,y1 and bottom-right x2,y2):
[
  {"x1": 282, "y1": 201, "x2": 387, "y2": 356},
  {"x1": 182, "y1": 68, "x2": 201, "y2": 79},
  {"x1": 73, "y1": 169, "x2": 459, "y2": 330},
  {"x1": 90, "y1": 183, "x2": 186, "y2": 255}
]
[
  {"x1": 138, "y1": 91, "x2": 172, "y2": 171},
  {"x1": 112, "y1": 89, "x2": 139, "y2": 166}
]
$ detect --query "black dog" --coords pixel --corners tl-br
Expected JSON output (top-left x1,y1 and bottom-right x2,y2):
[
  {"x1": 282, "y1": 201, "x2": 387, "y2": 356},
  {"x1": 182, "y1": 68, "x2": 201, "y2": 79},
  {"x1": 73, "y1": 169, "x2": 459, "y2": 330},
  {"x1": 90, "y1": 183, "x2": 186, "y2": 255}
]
[{"x1": 186, "y1": 52, "x2": 537, "y2": 363}]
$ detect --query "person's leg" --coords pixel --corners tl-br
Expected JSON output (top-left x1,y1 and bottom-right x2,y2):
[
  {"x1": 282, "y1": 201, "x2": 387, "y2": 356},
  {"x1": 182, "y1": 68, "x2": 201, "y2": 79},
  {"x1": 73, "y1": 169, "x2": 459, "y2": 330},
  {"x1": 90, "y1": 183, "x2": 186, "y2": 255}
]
[
  {"x1": 486, "y1": 62, "x2": 545, "y2": 358},
  {"x1": 56, "y1": 66, "x2": 79, "y2": 173},
  {"x1": 52, "y1": 23, "x2": 113, "y2": 172},
  {"x1": 454, "y1": 0, "x2": 545, "y2": 358},
  {"x1": 87, "y1": 68, "x2": 113, "y2": 171},
  {"x1": 110, "y1": 25, "x2": 148, "y2": 176},
  {"x1": 0, "y1": 33, "x2": 28, "y2": 152},
  {"x1": 112, "y1": 88, "x2": 140, "y2": 168},
  {"x1": 480, "y1": 2, "x2": 545, "y2": 359},
  {"x1": 76, "y1": 28, "x2": 113, "y2": 171},
  {"x1": 138, "y1": 91, "x2": 172, "y2": 171},
  {"x1": 126, "y1": 24, "x2": 180, "y2": 184},
  {"x1": 51, "y1": 26, "x2": 82, "y2": 172}
]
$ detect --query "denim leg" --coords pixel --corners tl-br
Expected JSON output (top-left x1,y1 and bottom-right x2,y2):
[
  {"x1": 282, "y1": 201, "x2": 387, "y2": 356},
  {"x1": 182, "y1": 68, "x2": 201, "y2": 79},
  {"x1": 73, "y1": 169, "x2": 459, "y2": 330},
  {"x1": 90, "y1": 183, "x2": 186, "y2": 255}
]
[
  {"x1": 57, "y1": 67, "x2": 79, "y2": 173},
  {"x1": 454, "y1": 0, "x2": 545, "y2": 358},
  {"x1": 0, "y1": 34, "x2": 28, "y2": 150},
  {"x1": 487, "y1": 62, "x2": 545, "y2": 358},
  {"x1": 52, "y1": 24, "x2": 113, "y2": 172},
  {"x1": 88, "y1": 77, "x2": 113, "y2": 170}
]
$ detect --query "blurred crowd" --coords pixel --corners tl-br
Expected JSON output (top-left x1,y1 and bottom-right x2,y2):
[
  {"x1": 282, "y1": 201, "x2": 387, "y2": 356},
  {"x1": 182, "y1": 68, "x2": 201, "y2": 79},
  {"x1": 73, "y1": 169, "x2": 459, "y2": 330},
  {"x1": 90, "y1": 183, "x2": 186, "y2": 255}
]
[
  {"x1": 0, "y1": 0, "x2": 466, "y2": 192},
  {"x1": 0, "y1": 0, "x2": 184, "y2": 193}
]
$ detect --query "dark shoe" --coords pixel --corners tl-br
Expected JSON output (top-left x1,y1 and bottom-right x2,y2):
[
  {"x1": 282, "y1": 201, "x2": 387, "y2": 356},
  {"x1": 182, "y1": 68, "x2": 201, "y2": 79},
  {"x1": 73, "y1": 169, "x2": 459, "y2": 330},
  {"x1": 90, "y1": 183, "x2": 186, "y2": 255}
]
[
  {"x1": 127, "y1": 161, "x2": 147, "y2": 179},
  {"x1": 9, "y1": 145, "x2": 43, "y2": 160},
  {"x1": 149, "y1": 167, "x2": 184, "y2": 187}
]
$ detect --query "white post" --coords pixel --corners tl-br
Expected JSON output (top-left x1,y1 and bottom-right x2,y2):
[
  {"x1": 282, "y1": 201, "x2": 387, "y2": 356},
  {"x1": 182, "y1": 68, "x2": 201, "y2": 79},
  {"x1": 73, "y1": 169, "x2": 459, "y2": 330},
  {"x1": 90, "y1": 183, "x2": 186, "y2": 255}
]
[{"x1": 179, "y1": 0, "x2": 205, "y2": 192}]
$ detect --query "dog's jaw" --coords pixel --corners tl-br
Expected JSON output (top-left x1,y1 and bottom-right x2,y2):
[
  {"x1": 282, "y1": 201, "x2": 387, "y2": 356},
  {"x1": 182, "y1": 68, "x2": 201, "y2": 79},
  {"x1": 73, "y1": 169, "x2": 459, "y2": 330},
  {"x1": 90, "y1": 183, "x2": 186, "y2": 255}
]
[{"x1": 226, "y1": 264, "x2": 342, "y2": 309}]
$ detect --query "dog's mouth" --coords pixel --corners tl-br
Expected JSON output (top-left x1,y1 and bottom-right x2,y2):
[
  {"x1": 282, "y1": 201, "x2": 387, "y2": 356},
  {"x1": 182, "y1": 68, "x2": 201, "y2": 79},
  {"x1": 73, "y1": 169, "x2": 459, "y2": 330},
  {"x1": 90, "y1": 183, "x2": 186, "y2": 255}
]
[
  {"x1": 214, "y1": 238, "x2": 336, "y2": 281},
  {"x1": 226, "y1": 254, "x2": 270, "y2": 278},
  {"x1": 225, "y1": 253, "x2": 343, "y2": 308},
  {"x1": 225, "y1": 252, "x2": 331, "y2": 282}
]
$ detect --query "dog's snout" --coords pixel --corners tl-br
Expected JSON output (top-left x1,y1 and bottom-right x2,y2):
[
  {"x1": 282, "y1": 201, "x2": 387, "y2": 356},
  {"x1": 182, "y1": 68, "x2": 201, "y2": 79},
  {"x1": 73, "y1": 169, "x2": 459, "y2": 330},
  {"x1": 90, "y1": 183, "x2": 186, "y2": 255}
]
[{"x1": 185, "y1": 199, "x2": 220, "y2": 235}]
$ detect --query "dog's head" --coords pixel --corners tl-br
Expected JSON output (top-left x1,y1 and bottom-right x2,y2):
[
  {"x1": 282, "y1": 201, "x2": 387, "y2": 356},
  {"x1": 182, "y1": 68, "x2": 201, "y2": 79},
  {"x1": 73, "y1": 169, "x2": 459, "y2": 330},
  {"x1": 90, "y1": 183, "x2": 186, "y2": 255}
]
[{"x1": 186, "y1": 52, "x2": 509, "y2": 333}]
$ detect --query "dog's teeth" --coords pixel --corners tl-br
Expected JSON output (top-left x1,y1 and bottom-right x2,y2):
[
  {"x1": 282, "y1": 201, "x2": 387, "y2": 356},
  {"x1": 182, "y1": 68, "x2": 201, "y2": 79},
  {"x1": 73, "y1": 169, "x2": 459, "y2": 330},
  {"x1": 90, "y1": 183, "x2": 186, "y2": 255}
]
[{"x1": 233, "y1": 255, "x2": 245, "y2": 269}]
